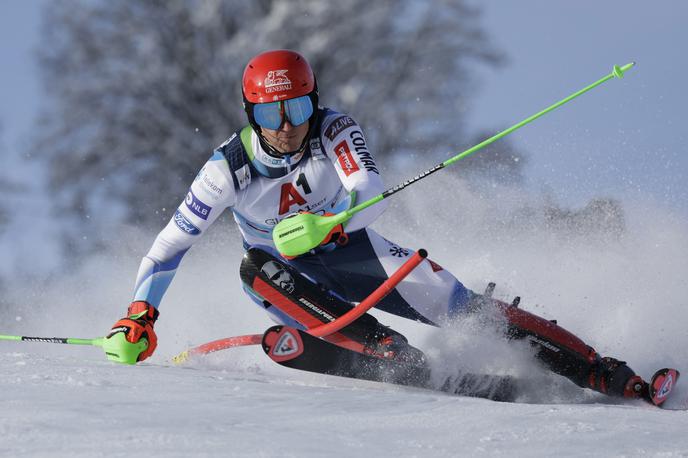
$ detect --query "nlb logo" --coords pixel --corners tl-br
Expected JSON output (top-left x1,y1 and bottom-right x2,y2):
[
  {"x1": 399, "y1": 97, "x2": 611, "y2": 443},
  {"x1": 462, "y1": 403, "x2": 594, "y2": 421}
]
[{"x1": 185, "y1": 190, "x2": 211, "y2": 220}]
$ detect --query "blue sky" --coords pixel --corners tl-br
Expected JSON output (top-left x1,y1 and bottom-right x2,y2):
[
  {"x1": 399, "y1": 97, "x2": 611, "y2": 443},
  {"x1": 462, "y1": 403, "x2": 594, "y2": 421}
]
[
  {"x1": 1, "y1": 1, "x2": 686, "y2": 216},
  {"x1": 467, "y1": 1, "x2": 687, "y2": 213}
]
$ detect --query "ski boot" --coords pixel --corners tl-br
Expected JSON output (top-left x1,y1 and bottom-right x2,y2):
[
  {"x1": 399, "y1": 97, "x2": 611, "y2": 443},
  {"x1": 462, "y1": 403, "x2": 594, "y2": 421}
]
[
  {"x1": 365, "y1": 330, "x2": 426, "y2": 365},
  {"x1": 589, "y1": 358, "x2": 681, "y2": 406},
  {"x1": 646, "y1": 368, "x2": 680, "y2": 406},
  {"x1": 587, "y1": 356, "x2": 646, "y2": 398}
]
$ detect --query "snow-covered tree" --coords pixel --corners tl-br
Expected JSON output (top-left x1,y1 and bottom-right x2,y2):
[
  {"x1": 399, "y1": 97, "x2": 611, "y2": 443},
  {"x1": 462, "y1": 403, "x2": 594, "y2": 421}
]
[{"x1": 34, "y1": 0, "x2": 503, "y2": 251}]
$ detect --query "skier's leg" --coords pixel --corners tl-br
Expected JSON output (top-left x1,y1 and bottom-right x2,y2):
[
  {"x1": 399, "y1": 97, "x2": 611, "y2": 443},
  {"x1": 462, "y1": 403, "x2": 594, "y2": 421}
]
[
  {"x1": 238, "y1": 245, "x2": 424, "y2": 362},
  {"x1": 470, "y1": 295, "x2": 644, "y2": 398},
  {"x1": 281, "y1": 228, "x2": 478, "y2": 360},
  {"x1": 241, "y1": 282, "x2": 306, "y2": 330},
  {"x1": 314, "y1": 228, "x2": 472, "y2": 324}
]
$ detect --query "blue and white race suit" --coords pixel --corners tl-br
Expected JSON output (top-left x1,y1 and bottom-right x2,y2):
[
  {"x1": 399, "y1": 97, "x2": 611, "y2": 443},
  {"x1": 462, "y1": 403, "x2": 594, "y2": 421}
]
[{"x1": 131, "y1": 108, "x2": 471, "y2": 325}]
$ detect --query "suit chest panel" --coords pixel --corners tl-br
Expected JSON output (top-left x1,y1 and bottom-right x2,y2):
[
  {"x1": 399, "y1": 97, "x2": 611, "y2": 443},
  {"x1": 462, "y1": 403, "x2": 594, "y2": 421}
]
[{"x1": 234, "y1": 157, "x2": 345, "y2": 227}]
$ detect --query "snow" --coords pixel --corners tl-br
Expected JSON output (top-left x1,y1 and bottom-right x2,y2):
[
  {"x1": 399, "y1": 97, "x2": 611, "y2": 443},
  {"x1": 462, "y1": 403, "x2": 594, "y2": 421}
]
[
  {"x1": 2, "y1": 175, "x2": 687, "y2": 456},
  {"x1": 2, "y1": 348, "x2": 687, "y2": 457}
]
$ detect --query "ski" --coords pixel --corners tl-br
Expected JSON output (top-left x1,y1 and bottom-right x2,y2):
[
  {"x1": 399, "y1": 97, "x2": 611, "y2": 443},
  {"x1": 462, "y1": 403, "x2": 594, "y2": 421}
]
[
  {"x1": 646, "y1": 368, "x2": 680, "y2": 407},
  {"x1": 261, "y1": 325, "x2": 518, "y2": 402}
]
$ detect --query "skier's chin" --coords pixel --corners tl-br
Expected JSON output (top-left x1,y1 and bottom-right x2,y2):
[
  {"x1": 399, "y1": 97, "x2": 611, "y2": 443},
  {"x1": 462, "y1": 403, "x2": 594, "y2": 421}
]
[
  {"x1": 261, "y1": 123, "x2": 309, "y2": 155},
  {"x1": 266, "y1": 137, "x2": 305, "y2": 155}
]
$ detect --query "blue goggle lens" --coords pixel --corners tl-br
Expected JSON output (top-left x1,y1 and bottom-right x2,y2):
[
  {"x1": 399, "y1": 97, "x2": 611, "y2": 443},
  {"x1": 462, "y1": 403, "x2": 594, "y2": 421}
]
[{"x1": 253, "y1": 95, "x2": 314, "y2": 130}]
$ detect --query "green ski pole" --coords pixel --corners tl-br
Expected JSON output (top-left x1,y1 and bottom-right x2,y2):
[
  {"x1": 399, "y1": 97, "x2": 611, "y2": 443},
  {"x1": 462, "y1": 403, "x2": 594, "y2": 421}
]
[
  {"x1": 273, "y1": 62, "x2": 636, "y2": 257},
  {"x1": 0, "y1": 332, "x2": 147, "y2": 365}
]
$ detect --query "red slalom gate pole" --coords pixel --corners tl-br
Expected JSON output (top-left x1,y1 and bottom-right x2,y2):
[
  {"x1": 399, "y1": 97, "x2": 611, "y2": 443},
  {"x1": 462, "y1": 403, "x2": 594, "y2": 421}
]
[
  {"x1": 308, "y1": 249, "x2": 427, "y2": 337},
  {"x1": 172, "y1": 334, "x2": 262, "y2": 364},
  {"x1": 173, "y1": 249, "x2": 428, "y2": 363}
]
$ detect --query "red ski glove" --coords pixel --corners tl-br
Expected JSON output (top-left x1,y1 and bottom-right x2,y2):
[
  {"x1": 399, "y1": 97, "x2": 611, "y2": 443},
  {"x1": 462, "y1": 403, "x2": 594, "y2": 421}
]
[{"x1": 108, "y1": 301, "x2": 159, "y2": 362}]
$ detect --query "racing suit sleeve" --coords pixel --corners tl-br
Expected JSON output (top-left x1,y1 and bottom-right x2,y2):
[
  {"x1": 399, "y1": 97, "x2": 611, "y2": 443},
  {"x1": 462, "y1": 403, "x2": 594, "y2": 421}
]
[
  {"x1": 321, "y1": 114, "x2": 388, "y2": 232},
  {"x1": 131, "y1": 154, "x2": 235, "y2": 308}
]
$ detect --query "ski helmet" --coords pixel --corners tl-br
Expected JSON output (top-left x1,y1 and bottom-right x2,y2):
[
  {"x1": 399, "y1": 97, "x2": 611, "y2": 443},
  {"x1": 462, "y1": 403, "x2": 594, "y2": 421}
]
[{"x1": 242, "y1": 50, "x2": 319, "y2": 156}]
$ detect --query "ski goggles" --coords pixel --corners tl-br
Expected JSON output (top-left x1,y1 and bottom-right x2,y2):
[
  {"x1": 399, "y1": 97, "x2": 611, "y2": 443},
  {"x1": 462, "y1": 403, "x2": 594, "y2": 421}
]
[{"x1": 252, "y1": 95, "x2": 314, "y2": 130}]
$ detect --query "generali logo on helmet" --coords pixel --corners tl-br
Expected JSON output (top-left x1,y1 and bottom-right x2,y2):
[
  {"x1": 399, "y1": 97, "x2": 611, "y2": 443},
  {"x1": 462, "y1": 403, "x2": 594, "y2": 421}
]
[{"x1": 265, "y1": 69, "x2": 292, "y2": 94}]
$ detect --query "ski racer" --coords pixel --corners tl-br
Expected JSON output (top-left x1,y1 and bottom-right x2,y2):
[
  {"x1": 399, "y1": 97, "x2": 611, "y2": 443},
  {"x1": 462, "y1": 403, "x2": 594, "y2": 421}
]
[{"x1": 109, "y1": 49, "x2": 649, "y2": 401}]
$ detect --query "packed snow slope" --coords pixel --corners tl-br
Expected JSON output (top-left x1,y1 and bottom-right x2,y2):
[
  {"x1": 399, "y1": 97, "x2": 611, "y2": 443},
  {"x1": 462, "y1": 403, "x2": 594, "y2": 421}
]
[{"x1": 2, "y1": 175, "x2": 687, "y2": 457}]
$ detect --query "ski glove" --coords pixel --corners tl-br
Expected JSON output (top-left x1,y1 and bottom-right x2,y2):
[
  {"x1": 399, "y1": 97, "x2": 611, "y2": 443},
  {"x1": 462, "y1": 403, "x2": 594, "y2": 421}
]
[
  {"x1": 280, "y1": 211, "x2": 348, "y2": 260},
  {"x1": 108, "y1": 301, "x2": 159, "y2": 362},
  {"x1": 320, "y1": 212, "x2": 349, "y2": 247}
]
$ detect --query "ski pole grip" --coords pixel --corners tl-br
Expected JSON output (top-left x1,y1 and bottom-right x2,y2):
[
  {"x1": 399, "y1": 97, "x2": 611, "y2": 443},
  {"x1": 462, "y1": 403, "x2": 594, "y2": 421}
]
[{"x1": 308, "y1": 249, "x2": 428, "y2": 338}]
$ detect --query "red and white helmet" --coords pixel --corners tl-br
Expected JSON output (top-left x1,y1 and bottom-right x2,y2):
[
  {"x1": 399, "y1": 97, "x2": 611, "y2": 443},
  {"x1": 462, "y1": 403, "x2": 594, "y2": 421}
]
[
  {"x1": 242, "y1": 50, "x2": 319, "y2": 156},
  {"x1": 242, "y1": 49, "x2": 316, "y2": 103}
]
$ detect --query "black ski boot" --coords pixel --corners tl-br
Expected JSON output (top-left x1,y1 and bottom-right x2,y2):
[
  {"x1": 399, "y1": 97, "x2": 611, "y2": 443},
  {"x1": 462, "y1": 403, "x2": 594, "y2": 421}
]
[
  {"x1": 366, "y1": 330, "x2": 426, "y2": 365},
  {"x1": 588, "y1": 356, "x2": 646, "y2": 399}
]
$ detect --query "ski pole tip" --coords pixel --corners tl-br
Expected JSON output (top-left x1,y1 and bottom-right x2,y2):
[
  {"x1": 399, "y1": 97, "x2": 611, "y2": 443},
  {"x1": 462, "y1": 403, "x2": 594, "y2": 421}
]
[
  {"x1": 613, "y1": 62, "x2": 636, "y2": 79},
  {"x1": 172, "y1": 351, "x2": 189, "y2": 365}
]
